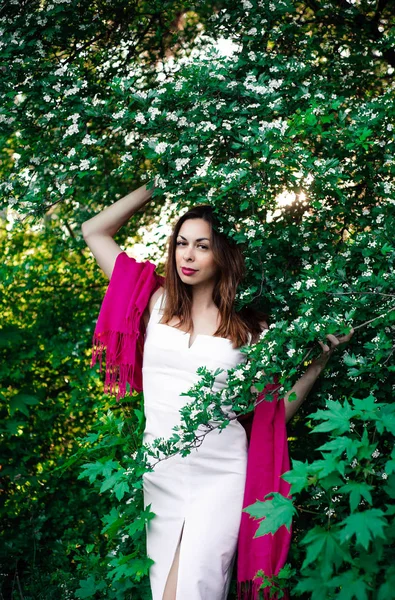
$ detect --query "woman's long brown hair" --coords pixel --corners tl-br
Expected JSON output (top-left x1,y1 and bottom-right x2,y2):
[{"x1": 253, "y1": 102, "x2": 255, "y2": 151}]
[{"x1": 160, "y1": 205, "x2": 267, "y2": 348}]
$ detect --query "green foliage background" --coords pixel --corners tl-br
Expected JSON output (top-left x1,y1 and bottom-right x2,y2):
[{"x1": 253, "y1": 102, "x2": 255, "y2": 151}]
[{"x1": 1, "y1": 0, "x2": 394, "y2": 598}]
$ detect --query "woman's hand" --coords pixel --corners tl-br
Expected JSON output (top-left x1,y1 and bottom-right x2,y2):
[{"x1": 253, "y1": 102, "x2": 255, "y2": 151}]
[{"x1": 312, "y1": 327, "x2": 355, "y2": 372}]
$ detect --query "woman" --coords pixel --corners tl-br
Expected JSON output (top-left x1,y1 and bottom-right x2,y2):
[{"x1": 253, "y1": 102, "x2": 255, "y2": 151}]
[{"x1": 82, "y1": 182, "x2": 353, "y2": 600}]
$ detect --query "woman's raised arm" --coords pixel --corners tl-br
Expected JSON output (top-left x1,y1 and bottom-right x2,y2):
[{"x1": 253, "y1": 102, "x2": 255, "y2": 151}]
[{"x1": 81, "y1": 181, "x2": 155, "y2": 279}]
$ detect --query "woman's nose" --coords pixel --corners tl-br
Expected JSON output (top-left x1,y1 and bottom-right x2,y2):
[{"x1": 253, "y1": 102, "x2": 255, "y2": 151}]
[{"x1": 183, "y1": 245, "x2": 194, "y2": 261}]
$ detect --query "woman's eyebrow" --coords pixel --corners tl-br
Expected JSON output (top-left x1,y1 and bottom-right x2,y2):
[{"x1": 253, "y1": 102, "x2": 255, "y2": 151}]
[{"x1": 178, "y1": 235, "x2": 210, "y2": 242}]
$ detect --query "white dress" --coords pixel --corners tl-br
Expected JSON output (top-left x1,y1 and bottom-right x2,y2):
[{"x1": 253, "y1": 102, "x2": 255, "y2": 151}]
[{"x1": 142, "y1": 291, "x2": 249, "y2": 600}]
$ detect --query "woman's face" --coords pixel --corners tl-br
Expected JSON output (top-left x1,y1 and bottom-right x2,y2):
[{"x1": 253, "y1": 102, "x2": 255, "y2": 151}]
[{"x1": 175, "y1": 218, "x2": 219, "y2": 286}]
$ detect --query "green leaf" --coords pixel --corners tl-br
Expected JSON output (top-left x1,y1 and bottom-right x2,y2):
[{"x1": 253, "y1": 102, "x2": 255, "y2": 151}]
[
  {"x1": 329, "y1": 570, "x2": 369, "y2": 600},
  {"x1": 114, "y1": 480, "x2": 129, "y2": 501},
  {"x1": 101, "y1": 507, "x2": 124, "y2": 538},
  {"x1": 78, "y1": 462, "x2": 105, "y2": 484},
  {"x1": 351, "y1": 395, "x2": 384, "y2": 421},
  {"x1": 309, "y1": 400, "x2": 355, "y2": 435},
  {"x1": 300, "y1": 526, "x2": 350, "y2": 573},
  {"x1": 282, "y1": 459, "x2": 311, "y2": 494},
  {"x1": 380, "y1": 404, "x2": 395, "y2": 435},
  {"x1": 316, "y1": 436, "x2": 359, "y2": 461},
  {"x1": 75, "y1": 576, "x2": 106, "y2": 599},
  {"x1": 9, "y1": 393, "x2": 39, "y2": 416},
  {"x1": 108, "y1": 555, "x2": 152, "y2": 582},
  {"x1": 243, "y1": 493, "x2": 296, "y2": 536},
  {"x1": 343, "y1": 353, "x2": 358, "y2": 367},
  {"x1": 384, "y1": 474, "x2": 395, "y2": 499},
  {"x1": 100, "y1": 470, "x2": 123, "y2": 494},
  {"x1": 311, "y1": 454, "x2": 346, "y2": 479},
  {"x1": 338, "y1": 481, "x2": 373, "y2": 512},
  {"x1": 127, "y1": 504, "x2": 156, "y2": 536},
  {"x1": 339, "y1": 508, "x2": 387, "y2": 549},
  {"x1": 377, "y1": 567, "x2": 395, "y2": 599}
]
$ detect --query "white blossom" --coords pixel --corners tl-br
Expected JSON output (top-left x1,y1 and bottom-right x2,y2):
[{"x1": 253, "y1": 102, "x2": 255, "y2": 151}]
[
  {"x1": 82, "y1": 134, "x2": 94, "y2": 145},
  {"x1": 148, "y1": 107, "x2": 161, "y2": 119},
  {"x1": 112, "y1": 109, "x2": 126, "y2": 119},
  {"x1": 64, "y1": 123, "x2": 79, "y2": 137},
  {"x1": 135, "y1": 112, "x2": 146, "y2": 124},
  {"x1": 155, "y1": 142, "x2": 168, "y2": 154},
  {"x1": 175, "y1": 157, "x2": 190, "y2": 171},
  {"x1": 79, "y1": 159, "x2": 90, "y2": 170}
]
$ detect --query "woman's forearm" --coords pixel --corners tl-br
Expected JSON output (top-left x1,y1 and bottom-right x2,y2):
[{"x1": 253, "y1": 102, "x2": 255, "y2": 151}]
[
  {"x1": 283, "y1": 360, "x2": 326, "y2": 423},
  {"x1": 81, "y1": 181, "x2": 155, "y2": 238}
]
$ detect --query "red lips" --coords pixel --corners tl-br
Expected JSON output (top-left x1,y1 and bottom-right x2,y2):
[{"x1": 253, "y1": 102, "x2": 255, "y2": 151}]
[{"x1": 181, "y1": 267, "x2": 197, "y2": 275}]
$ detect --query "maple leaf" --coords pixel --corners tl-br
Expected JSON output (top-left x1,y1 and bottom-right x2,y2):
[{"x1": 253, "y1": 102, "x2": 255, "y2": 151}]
[
  {"x1": 339, "y1": 508, "x2": 387, "y2": 550},
  {"x1": 243, "y1": 492, "x2": 296, "y2": 536},
  {"x1": 282, "y1": 459, "x2": 311, "y2": 494},
  {"x1": 309, "y1": 400, "x2": 356, "y2": 435},
  {"x1": 338, "y1": 481, "x2": 373, "y2": 512}
]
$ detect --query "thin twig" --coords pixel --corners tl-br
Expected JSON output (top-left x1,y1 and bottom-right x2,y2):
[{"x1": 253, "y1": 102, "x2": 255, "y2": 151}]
[
  {"x1": 353, "y1": 306, "x2": 395, "y2": 330},
  {"x1": 326, "y1": 291, "x2": 395, "y2": 298},
  {"x1": 383, "y1": 347, "x2": 395, "y2": 366}
]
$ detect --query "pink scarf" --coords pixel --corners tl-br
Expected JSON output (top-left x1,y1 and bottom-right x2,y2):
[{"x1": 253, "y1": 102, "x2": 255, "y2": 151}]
[
  {"x1": 90, "y1": 252, "x2": 292, "y2": 596},
  {"x1": 90, "y1": 252, "x2": 164, "y2": 399},
  {"x1": 237, "y1": 382, "x2": 292, "y2": 599}
]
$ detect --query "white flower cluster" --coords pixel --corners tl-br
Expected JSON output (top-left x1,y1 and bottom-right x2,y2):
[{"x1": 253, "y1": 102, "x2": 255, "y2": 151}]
[
  {"x1": 175, "y1": 157, "x2": 190, "y2": 171},
  {"x1": 79, "y1": 159, "x2": 90, "y2": 170},
  {"x1": 306, "y1": 278, "x2": 316, "y2": 289},
  {"x1": 63, "y1": 113, "x2": 80, "y2": 137},
  {"x1": 112, "y1": 109, "x2": 126, "y2": 119},
  {"x1": 148, "y1": 107, "x2": 161, "y2": 119},
  {"x1": 197, "y1": 121, "x2": 217, "y2": 132},
  {"x1": 64, "y1": 86, "x2": 79, "y2": 97},
  {"x1": 0, "y1": 114, "x2": 15, "y2": 124},
  {"x1": 54, "y1": 64, "x2": 67, "y2": 77},
  {"x1": 258, "y1": 117, "x2": 288, "y2": 136},
  {"x1": 155, "y1": 142, "x2": 168, "y2": 154},
  {"x1": 233, "y1": 369, "x2": 245, "y2": 381},
  {"x1": 82, "y1": 134, "x2": 94, "y2": 145},
  {"x1": 135, "y1": 112, "x2": 146, "y2": 124},
  {"x1": 166, "y1": 111, "x2": 179, "y2": 122},
  {"x1": 64, "y1": 123, "x2": 79, "y2": 137}
]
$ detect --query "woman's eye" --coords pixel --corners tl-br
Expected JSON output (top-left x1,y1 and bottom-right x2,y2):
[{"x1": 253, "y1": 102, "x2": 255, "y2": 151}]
[{"x1": 176, "y1": 241, "x2": 208, "y2": 249}]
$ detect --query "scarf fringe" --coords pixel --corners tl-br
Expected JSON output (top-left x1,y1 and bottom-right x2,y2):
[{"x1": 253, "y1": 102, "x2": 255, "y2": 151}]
[
  {"x1": 237, "y1": 579, "x2": 270, "y2": 600},
  {"x1": 91, "y1": 330, "x2": 140, "y2": 400},
  {"x1": 237, "y1": 579, "x2": 289, "y2": 600}
]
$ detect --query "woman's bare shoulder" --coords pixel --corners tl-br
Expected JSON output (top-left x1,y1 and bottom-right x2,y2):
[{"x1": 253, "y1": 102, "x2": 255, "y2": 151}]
[
  {"x1": 142, "y1": 286, "x2": 165, "y2": 329},
  {"x1": 149, "y1": 286, "x2": 165, "y2": 312}
]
